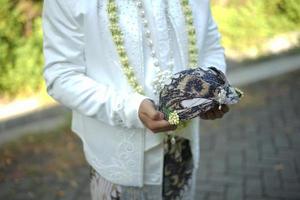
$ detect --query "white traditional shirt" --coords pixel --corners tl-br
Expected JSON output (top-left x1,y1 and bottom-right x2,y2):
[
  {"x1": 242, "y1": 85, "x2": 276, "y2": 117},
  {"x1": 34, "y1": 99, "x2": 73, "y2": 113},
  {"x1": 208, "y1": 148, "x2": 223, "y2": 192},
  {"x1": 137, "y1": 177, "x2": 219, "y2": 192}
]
[{"x1": 42, "y1": 0, "x2": 226, "y2": 187}]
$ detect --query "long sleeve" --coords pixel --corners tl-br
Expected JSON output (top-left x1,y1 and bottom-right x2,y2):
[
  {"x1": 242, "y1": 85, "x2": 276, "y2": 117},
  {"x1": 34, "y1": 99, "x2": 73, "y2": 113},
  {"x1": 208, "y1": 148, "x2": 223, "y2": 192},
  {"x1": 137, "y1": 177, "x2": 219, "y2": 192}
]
[
  {"x1": 42, "y1": 0, "x2": 147, "y2": 129},
  {"x1": 201, "y1": 2, "x2": 227, "y2": 74}
]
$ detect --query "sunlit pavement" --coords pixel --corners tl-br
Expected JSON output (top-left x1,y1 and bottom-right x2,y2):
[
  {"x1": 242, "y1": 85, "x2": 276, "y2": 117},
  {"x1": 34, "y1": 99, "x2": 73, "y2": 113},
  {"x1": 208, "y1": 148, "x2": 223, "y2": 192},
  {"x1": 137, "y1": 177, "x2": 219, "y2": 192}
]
[{"x1": 0, "y1": 69, "x2": 300, "y2": 200}]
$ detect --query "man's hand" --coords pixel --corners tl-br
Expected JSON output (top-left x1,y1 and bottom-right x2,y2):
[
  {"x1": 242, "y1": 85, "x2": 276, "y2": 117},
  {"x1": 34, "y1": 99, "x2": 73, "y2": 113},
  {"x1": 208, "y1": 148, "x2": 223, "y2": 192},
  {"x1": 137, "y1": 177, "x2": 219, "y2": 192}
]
[
  {"x1": 199, "y1": 104, "x2": 229, "y2": 120},
  {"x1": 138, "y1": 99, "x2": 177, "y2": 133}
]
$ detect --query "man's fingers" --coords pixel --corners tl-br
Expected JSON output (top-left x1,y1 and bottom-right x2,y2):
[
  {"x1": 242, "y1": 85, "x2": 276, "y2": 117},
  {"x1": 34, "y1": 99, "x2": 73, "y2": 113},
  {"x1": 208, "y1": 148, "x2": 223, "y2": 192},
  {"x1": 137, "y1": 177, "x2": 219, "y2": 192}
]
[
  {"x1": 200, "y1": 110, "x2": 220, "y2": 120},
  {"x1": 215, "y1": 104, "x2": 229, "y2": 113},
  {"x1": 139, "y1": 99, "x2": 164, "y2": 120},
  {"x1": 213, "y1": 110, "x2": 223, "y2": 118},
  {"x1": 142, "y1": 116, "x2": 177, "y2": 133},
  {"x1": 199, "y1": 113, "x2": 208, "y2": 119},
  {"x1": 155, "y1": 112, "x2": 165, "y2": 120},
  {"x1": 148, "y1": 120, "x2": 171, "y2": 131},
  {"x1": 153, "y1": 124, "x2": 177, "y2": 133},
  {"x1": 147, "y1": 111, "x2": 164, "y2": 121},
  {"x1": 146, "y1": 105, "x2": 164, "y2": 120},
  {"x1": 141, "y1": 101, "x2": 157, "y2": 117},
  {"x1": 206, "y1": 111, "x2": 215, "y2": 119},
  {"x1": 139, "y1": 99, "x2": 176, "y2": 133},
  {"x1": 221, "y1": 105, "x2": 229, "y2": 113},
  {"x1": 203, "y1": 114, "x2": 209, "y2": 119},
  {"x1": 199, "y1": 105, "x2": 230, "y2": 120}
]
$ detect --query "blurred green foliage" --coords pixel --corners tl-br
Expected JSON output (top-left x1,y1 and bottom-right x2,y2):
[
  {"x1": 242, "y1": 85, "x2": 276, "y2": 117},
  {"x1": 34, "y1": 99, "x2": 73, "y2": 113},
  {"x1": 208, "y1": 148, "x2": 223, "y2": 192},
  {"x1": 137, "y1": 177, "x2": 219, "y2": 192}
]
[
  {"x1": 212, "y1": 0, "x2": 300, "y2": 52},
  {"x1": 0, "y1": 0, "x2": 299, "y2": 98},
  {"x1": 0, "y1": 0, "x2": 43, "y2": 98}
]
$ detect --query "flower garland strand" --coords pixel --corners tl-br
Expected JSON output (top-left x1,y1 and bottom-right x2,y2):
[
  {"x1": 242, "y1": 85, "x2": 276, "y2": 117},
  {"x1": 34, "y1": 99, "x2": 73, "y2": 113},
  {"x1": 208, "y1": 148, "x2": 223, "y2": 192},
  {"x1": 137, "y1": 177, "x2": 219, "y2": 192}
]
[
  {"x1": 107, "y1": 0, "x2": 145, "y2": 95},
  {"x1": 180, "y1": 0, "x2": 199, "y2": 69}
]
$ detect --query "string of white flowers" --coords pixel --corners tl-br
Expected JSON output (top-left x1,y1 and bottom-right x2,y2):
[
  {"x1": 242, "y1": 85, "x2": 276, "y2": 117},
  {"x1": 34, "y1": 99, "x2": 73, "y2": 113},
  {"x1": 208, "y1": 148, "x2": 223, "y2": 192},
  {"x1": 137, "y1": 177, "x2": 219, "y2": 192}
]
[
  {"x1": 107, "y1": 0, "x2": 144, "y2": 95},
  {"x1": 180, "y1": 0, "x2": 199, "y2": 69}
]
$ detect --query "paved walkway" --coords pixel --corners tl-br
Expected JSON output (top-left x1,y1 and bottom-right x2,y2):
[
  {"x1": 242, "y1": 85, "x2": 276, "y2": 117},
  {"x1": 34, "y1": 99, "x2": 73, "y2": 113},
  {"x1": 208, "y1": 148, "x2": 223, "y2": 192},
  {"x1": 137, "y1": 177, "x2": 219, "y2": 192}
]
[
  {"x1": 1, "y1": 69, "x2": 300, "y2": 200},
  {"x1": 197, "y1": 70, "x2": 300, "y2": 199}
]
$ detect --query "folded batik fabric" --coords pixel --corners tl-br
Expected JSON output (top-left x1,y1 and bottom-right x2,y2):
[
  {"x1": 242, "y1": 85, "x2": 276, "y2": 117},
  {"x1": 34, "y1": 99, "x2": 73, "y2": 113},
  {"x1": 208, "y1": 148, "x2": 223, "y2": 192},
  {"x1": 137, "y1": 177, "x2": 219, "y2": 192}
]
[{"x1": 158, "y1": 67, "x2": 243, "y2": 124}]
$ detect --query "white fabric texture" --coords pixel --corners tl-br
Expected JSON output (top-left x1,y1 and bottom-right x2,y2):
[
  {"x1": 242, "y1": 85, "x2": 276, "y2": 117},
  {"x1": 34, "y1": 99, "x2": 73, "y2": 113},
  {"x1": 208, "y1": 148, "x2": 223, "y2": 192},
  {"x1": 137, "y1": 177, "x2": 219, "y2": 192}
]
[{"x1": 42, "y1": 0, "x2": 226, "y2": 187}]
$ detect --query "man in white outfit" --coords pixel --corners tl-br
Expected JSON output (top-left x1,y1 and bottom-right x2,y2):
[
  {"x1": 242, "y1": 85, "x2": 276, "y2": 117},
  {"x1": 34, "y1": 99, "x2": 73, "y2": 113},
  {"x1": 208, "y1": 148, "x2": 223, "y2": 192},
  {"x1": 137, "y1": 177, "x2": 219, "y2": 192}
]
[{"x1": 42, "y1": 0, "x2": 229, "y2": 199}]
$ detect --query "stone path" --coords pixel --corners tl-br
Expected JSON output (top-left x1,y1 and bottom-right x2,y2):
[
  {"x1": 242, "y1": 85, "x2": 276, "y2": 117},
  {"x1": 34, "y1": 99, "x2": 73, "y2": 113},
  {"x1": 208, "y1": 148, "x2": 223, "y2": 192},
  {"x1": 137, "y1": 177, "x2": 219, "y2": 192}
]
[
  {"x1": 1, "y1": 69, "x2": 300, "y2": 200},
  {"x1": 197, "y1": 69, "x2": 300, "y2": 200}
]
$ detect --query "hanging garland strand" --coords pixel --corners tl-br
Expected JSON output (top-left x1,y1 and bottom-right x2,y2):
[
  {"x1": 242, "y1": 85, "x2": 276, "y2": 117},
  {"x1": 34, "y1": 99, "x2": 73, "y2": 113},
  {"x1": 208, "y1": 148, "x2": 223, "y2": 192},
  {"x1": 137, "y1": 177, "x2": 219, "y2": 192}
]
[
  {"x1": 180, "y1": 0, "x2": 199, "y2": 69},
  {"x1": 107, "y1": 0, "x2": 145, "y2": 94},
  {"x1": 107, "y1": 0, "x2": 199, "y2": 94}
]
